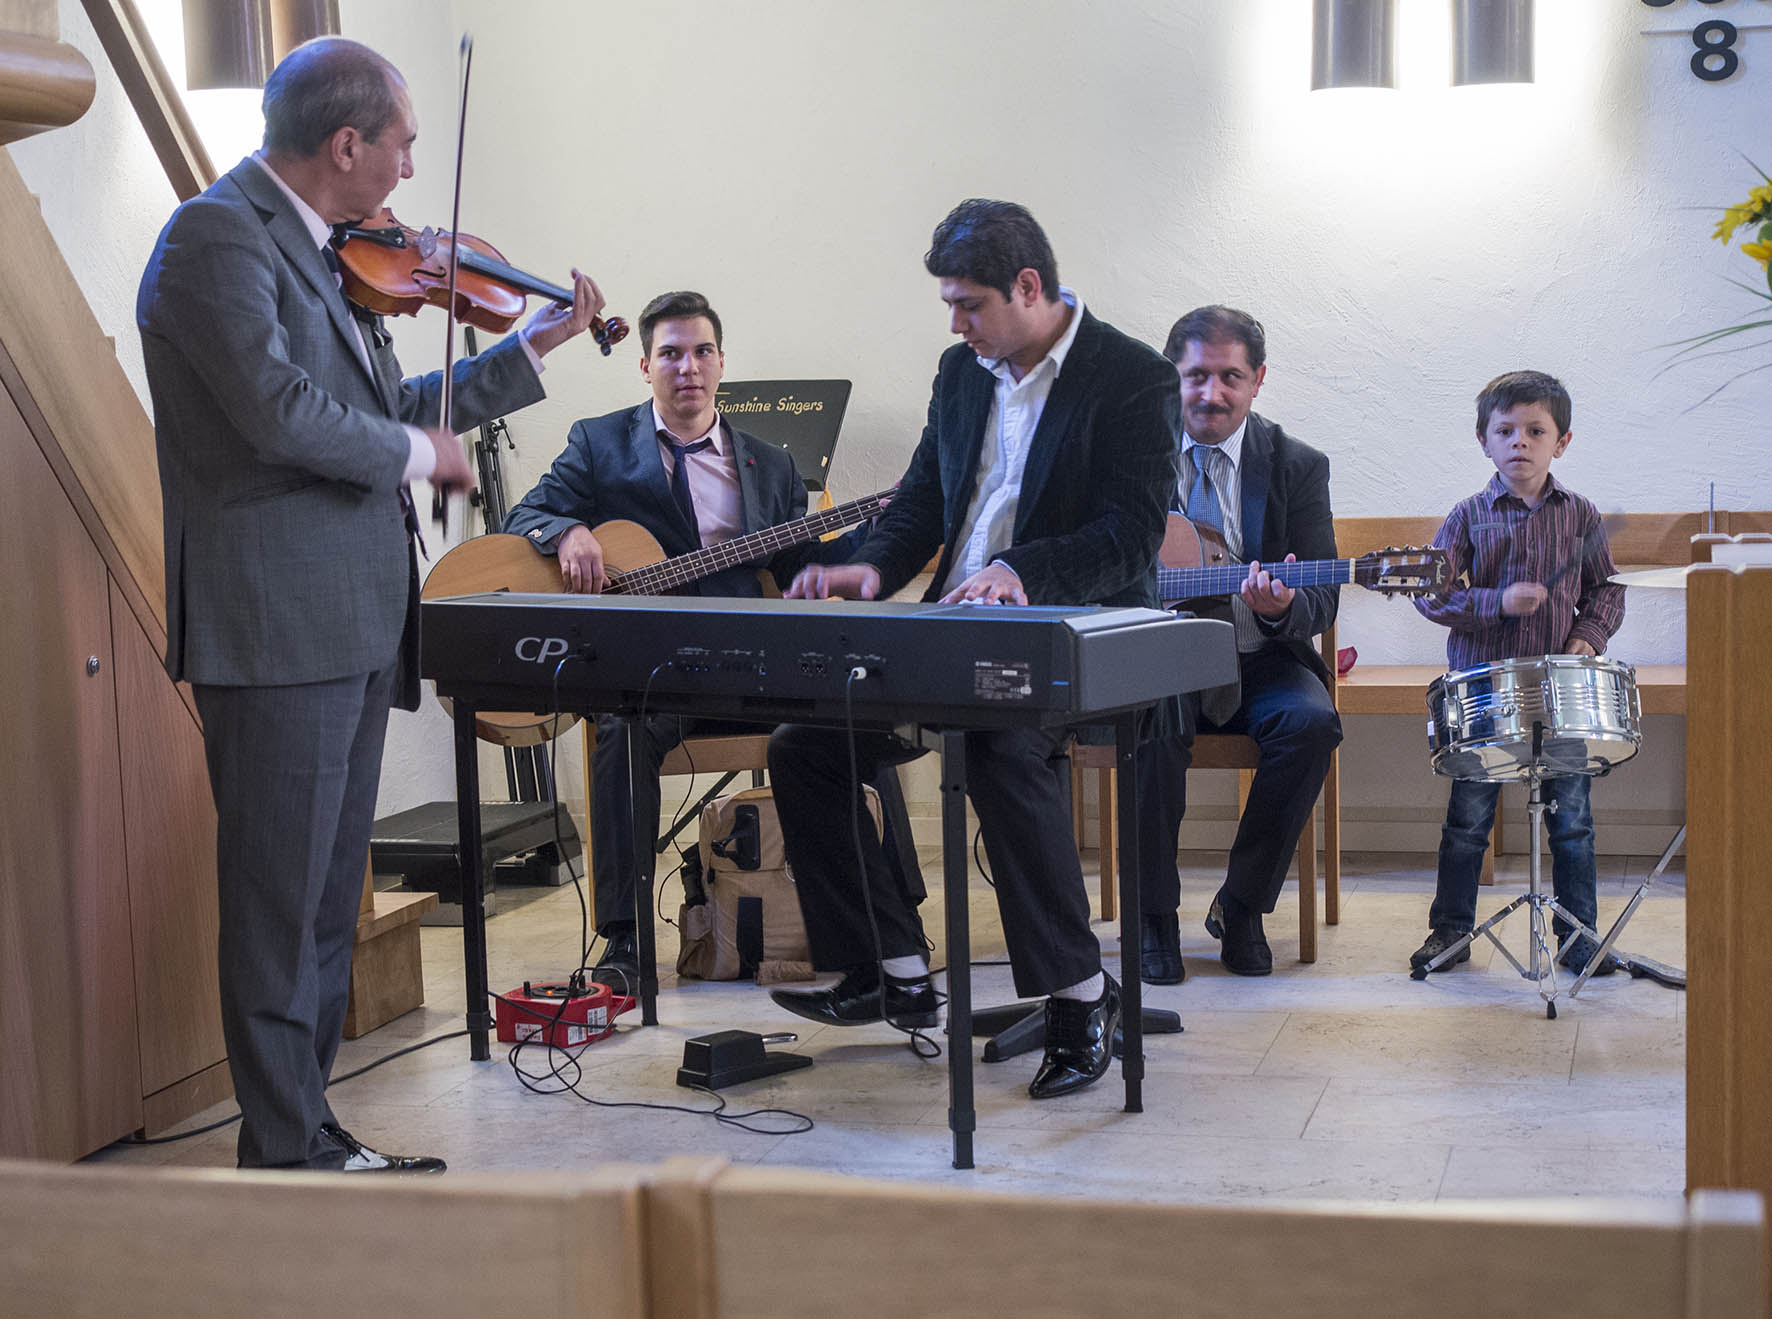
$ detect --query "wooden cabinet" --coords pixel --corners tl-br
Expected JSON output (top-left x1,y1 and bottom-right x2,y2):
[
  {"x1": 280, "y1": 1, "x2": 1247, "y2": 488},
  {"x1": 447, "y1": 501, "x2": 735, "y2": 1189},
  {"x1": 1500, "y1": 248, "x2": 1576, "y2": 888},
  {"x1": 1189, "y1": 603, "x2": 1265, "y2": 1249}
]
[
  {"x1": 111, "y1": 579, "x2": 227, "y2": 1108},
  {"x1": 0, "y1": 381, "x2": 142, "y2": 1160}
]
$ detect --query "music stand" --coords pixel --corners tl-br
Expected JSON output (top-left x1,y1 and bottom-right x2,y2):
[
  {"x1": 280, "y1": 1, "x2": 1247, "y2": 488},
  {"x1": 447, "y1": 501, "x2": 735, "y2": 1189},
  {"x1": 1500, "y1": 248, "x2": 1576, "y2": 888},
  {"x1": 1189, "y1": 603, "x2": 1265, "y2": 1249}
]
[{"x1": 715, "y1": 380, "x2": 851, "y2": 491}]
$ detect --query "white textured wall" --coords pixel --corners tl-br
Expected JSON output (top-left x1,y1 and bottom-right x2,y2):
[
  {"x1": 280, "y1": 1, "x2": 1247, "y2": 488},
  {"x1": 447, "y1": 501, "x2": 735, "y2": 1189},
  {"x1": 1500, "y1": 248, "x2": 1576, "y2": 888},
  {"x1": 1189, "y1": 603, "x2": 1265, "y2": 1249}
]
[{"x1": 12, "y1": 0, "x2": 1767, "y2": 845}]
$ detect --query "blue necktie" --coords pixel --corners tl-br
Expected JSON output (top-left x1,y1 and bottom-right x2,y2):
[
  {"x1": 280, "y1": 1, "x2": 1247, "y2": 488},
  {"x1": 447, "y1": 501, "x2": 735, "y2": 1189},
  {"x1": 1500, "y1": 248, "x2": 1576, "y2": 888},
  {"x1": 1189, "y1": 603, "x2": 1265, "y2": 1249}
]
[
  {"x1": 669, "y1": 437, "x2": 714, "y2": 543},
  {"x1": 1187, "y1": 446, "x2": 1224, "y2": 532}
]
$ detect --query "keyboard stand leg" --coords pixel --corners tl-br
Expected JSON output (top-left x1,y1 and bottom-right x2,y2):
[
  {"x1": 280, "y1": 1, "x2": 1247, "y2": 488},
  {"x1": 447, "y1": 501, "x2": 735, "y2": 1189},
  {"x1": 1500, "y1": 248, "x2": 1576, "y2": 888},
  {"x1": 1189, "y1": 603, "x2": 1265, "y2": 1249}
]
[
  {"x1": 455, "y1": 700, "x2": 492, "y2": 1061},
  {"x1": 629, "y1": 715, "x2": 659, "y2": 1026},
  {"x1": 1116, "y1": 713, "x2": 1150, "y2": 1111},
  {"x1": 940, "y1": 731, "x2": 975, "y2": 1170}
]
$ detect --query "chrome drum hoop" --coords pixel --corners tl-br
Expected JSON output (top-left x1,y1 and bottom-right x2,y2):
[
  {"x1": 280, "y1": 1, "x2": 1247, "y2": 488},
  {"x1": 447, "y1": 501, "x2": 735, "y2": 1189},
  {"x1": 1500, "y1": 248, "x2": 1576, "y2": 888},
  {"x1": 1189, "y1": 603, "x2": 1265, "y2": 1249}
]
[{"x1": 1425, "y1": 654, "x2": 1642, "y2": 783}]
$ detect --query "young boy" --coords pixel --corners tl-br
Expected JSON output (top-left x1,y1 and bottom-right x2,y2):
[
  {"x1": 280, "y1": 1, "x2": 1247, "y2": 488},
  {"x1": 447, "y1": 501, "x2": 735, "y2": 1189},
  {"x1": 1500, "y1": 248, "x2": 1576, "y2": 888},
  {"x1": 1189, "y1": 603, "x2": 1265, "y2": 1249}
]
[{"x1": 1409, "y1": 371, "x2": 1626, "y2": 975}]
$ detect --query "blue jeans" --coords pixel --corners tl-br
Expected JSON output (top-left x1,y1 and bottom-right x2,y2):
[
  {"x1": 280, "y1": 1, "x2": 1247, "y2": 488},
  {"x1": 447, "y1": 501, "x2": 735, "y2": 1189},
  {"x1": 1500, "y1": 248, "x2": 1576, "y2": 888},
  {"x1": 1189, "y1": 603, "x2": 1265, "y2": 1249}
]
[{"x1": 1428, "y1": 775, "x2": 1598, "y2": 947}]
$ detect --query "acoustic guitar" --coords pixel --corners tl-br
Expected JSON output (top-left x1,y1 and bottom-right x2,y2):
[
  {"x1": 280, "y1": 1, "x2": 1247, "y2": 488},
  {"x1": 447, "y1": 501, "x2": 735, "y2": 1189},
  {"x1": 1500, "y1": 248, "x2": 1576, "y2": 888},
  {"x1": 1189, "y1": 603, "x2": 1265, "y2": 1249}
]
[
  {"x1": 421, "y1": 488, "x2": 891, "y2": 745},
  {"x1": 1157, "y1": 512, "x2": 1449, "y2": 606}
]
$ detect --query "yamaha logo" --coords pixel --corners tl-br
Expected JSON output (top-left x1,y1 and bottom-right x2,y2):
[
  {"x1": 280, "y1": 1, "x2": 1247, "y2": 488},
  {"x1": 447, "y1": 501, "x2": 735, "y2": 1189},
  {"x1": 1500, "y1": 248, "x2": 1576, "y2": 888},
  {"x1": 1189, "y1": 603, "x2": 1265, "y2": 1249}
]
[{"x1": 514, "y1": 636, "x2": 569, "y2": 664}]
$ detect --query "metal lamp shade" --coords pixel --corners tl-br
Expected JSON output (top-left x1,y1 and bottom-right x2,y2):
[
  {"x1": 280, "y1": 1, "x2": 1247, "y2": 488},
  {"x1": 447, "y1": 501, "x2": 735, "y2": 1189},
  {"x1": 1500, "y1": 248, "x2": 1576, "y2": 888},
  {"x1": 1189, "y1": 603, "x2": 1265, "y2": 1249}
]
[
  {"x1": 182, "y1": 0, "x2": 339, "y2": 90},
  {"x1": 1311, "y1": 0, "x2": 1396, "y2": 90},
  {"x1": 1453, "y1": 0, "x2": 1533, "y2": 86}
]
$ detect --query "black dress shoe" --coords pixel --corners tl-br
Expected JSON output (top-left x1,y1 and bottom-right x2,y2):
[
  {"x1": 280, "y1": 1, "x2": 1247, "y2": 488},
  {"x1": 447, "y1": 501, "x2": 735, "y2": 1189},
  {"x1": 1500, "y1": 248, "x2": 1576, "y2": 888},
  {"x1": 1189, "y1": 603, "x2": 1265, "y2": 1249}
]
[
  {"x1": 1029, "y1": 975, "x2": 1121, "y2": 1099},
  {"x1": 593, "y1": 925, "x2": 640, "y2": 994},
  {"x1": 1409, "y1": 927, "x2": 1472, "y2": 974},
  {"x1": 769, "y1": 964, "x2": 939, "y2": 1028},
  {"x1": 1140, "y1": 911, "x2": 1185, "y2": 985},
  {"x1": 1204, "y1": 889, "x2": 1272, "y2": 976},
  {"x1": 321, "y1": 1124, "x2": 446, "y2": 1174}
]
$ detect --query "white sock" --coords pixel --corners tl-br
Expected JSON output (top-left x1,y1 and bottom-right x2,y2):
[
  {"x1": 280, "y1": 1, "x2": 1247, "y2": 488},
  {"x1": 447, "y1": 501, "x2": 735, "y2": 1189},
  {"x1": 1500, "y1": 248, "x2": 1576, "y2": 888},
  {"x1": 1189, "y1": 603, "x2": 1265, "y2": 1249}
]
[
  {"x1": 881, "y1": 955, "x2": 929, "y2": 981},
  {"x1": 1052, "y1": 971, "x2": 1105, "y2": 1002}
]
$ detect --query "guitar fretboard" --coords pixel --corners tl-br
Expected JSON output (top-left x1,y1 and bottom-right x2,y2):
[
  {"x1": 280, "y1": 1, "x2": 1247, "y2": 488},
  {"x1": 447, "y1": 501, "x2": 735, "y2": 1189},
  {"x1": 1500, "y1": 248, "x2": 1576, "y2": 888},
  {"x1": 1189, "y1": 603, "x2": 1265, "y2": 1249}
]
[
  {"x1": 1158, "y1": 559, "x2": 1355, "y2": 602},
  {"x1": 608, "y1": 490, "x2": 890, "y2": 596}
]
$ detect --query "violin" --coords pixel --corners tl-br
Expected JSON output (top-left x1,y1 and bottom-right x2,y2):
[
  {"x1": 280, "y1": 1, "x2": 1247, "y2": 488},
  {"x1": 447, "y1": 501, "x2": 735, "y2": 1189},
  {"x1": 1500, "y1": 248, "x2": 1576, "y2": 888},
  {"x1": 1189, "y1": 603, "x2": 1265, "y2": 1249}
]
[{"x1": 332, "y1": 209, "x2": 628, "y2": 355}]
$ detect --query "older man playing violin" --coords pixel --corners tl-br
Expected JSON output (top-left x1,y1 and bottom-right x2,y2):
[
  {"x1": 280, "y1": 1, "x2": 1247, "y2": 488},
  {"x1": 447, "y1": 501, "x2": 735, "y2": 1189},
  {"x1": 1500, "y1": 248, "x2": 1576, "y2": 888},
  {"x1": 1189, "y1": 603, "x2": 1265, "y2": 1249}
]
[{"x1": 137, "y1": 35, "x2": 603, "y2": 1174}]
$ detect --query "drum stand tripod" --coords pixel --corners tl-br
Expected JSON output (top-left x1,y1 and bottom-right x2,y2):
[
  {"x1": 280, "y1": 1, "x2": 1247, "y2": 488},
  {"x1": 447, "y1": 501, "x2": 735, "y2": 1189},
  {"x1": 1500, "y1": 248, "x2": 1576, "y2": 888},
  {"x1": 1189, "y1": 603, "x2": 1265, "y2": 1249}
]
[{"x1": 1411, "y1": 757, "x2": 1602, "y2": 1017}]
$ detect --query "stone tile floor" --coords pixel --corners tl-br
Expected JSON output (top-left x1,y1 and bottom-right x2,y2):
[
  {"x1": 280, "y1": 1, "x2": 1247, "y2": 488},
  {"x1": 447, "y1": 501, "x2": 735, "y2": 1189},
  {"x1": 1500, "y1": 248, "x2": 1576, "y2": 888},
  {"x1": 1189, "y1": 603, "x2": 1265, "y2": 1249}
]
[{"x1": 87, "y1": 850, "x2": 1689, "y2": 1205}]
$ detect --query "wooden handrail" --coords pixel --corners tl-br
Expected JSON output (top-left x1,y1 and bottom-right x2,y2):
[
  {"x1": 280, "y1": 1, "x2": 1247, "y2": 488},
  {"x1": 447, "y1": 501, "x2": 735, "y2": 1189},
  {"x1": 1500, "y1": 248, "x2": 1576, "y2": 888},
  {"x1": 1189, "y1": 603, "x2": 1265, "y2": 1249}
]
[{"x1": 78, "y1": 0, "x2": 213, "y2": 202}]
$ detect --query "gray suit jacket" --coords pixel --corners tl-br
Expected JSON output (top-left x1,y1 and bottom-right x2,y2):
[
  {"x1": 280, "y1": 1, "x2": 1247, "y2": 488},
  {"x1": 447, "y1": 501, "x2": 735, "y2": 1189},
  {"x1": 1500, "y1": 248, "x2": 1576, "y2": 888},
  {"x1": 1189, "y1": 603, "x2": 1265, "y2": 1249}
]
[{"x1": 137, "y1": 157, "x2": 545, "y2": 698}]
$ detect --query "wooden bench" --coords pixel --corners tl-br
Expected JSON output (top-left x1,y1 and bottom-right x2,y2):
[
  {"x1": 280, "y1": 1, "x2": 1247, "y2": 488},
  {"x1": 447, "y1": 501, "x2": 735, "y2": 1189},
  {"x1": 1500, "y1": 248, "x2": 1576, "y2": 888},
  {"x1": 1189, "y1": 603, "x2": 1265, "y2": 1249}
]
[
  {"x1": 0, "y1": 1157, "x2": 649, "y2": 1318},
  {"x1": 8, "y1": 1157, "x2": 1756, "y2": 1317},
  {"x1": 646, "y1": 1157, "x2": 1765, "y2": 1319}
]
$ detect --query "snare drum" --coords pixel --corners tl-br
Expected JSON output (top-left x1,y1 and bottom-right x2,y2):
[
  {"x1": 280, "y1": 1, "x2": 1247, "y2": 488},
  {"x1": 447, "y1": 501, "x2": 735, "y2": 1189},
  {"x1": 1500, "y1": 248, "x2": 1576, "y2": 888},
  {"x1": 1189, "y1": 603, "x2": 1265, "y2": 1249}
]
[{"x1": 1426, "y1": 654, "x2": 1642, "y2": 782}]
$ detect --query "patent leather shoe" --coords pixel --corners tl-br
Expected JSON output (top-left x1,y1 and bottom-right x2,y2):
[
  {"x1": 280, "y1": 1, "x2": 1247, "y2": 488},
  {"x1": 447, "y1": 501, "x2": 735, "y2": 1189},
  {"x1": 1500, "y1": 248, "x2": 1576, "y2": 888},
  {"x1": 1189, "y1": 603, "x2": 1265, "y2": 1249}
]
[
  {"x1": 1139, "y1": 911, "x2": 1185, "y2": 985},
  {"x1": 1204, "y1": 889, "x2": 1272, "y2": 976},
  {"x1": 769, "y1": 964, "x2": 939, "y2": 1028},
  {"x1": 1409, "y1": 927, "x2": 1472, "y2": 974},
  {"x1": 1028, "y1": 975, "x2": 1121, "y2": 1099},
  {"x1": 593, "y1": 925, "x2": 640, "y2": 995},
  {"x1": 321, "y1": 1123, "x2": 446, "y2": 1174}
]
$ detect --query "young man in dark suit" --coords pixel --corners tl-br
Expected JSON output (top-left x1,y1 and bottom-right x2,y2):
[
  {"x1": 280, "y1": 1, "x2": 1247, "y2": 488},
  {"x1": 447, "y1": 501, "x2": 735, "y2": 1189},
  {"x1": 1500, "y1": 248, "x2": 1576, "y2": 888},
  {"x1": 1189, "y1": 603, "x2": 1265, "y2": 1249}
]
[
  {"x1": 503, "y1": 291, "x2": 869, "y2": 986},
  {"x1": 767, "y1": 200, "x2": 1181, "y2": 1100},
  {"x1": 137, "y1": 38, "x2": 603, "y2": 1172},
  {"x1": 1134, "y1": 306, "x2": 1343, "y2": 982}
]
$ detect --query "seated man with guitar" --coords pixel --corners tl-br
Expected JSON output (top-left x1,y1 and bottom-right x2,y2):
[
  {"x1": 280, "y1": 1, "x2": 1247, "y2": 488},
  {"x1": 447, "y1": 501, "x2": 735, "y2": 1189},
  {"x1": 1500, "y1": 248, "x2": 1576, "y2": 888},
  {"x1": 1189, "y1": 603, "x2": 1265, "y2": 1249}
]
[
  {"x1": 1135, "y1": 305, "x2": 1343, "y2": 981},
  {"x1": 503, "y1": 290, "x2": 872, "y2": 984}
]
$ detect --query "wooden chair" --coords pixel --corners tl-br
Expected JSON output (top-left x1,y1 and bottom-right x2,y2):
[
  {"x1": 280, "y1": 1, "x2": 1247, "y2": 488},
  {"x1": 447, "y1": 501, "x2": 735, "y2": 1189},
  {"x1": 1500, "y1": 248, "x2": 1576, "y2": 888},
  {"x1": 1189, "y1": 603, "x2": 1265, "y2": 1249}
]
[
  {"x1": 1071, "y1": 736, "x2": 1321, "y2": 962},
  {"x1": 1070, "y1": 629, "x2": 1342, "y2": 964}
]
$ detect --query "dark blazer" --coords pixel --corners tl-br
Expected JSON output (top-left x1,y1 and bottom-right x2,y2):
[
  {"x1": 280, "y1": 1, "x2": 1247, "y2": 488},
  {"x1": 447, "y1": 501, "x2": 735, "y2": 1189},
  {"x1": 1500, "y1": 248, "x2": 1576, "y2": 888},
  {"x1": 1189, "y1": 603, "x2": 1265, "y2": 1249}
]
[
  {"x1": 503, "y1": 403, "x2": 848, "y2": 598},
  {"x1": 137, "y1": 156, "x2": 545, "y2": 699},
  {"x1": 855, "y1": 308, "x2": 1181, "y2": 607},
  {"x1": 1233, "y1": 411, "x2": 1339, "y2": 685}
]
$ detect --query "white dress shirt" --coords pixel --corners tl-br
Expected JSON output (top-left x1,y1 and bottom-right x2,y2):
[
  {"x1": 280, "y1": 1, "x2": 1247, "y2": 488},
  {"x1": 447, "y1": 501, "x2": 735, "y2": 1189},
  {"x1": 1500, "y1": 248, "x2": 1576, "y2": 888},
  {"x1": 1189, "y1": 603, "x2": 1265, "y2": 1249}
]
[{"x1": 941, "y1": 287, "x2": 1085, "y2": 596}]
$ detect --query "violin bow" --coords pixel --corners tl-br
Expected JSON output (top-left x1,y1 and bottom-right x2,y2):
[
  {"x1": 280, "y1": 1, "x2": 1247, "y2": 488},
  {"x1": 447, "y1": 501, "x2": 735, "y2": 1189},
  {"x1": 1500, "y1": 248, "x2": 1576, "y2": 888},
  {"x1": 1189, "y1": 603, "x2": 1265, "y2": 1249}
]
[{"x1": 435, "y1": 32, "x2": 474, "y2": 537}]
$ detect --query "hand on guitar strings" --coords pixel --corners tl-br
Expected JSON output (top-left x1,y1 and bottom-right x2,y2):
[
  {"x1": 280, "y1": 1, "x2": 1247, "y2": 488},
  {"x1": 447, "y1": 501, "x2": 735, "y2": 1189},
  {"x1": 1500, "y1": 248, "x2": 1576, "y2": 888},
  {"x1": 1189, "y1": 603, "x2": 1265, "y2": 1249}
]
[
  {"x1": 1240, "y1": 554, "x2": 1297, "y2": 619},
  {"x1": 557, "y1": 523, "x2": 611, "y2": 593}
]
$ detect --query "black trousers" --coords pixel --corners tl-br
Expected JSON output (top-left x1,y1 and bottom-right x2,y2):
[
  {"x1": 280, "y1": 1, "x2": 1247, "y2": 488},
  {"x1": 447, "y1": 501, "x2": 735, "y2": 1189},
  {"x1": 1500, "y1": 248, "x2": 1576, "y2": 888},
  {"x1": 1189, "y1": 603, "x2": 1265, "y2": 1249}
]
[
  {"x1": 592, "y1": 714, "x2": 926, "y2": 936},
  {"x1": 1137, "y1": 646, "x2": 1342, "y2": 916},
  {"x1": 769, "y1": 723, "x2": 1100, "y2": 999}
]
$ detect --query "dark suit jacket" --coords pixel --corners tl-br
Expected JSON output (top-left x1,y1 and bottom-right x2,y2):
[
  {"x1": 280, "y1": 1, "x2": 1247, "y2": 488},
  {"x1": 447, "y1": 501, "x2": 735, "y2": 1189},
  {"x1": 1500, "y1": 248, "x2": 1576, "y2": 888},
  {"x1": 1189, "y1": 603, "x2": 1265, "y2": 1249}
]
[
  {"x1": 1231, "y1": 411, "x2": 1339, "y2": 686},
  {"x1": 137, "y1": 156, "x2": 545, "y2": 703},
  {"x1": 854, "y1": 308, "x2": 1180, "y2": 607},
  {"x1": 503, "y1": 403, "x2": 849, "y2": 598}
]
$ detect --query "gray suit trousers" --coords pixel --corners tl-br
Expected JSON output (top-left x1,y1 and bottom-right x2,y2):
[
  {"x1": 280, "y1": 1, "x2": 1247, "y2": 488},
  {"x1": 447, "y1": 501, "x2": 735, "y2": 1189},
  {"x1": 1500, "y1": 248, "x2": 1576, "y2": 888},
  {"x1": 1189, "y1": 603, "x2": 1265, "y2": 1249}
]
[{"x1": 194, "y1": 662, "x2": 397, "y2": 1170}]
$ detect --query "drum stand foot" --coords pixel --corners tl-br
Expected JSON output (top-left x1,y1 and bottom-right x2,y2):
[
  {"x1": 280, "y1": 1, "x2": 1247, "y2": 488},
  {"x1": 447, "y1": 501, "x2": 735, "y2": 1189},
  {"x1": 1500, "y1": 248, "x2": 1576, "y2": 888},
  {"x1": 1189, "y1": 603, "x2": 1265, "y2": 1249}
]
[{"x1": 1566, "y1": 824, "x2": 1687, "y2": 997}]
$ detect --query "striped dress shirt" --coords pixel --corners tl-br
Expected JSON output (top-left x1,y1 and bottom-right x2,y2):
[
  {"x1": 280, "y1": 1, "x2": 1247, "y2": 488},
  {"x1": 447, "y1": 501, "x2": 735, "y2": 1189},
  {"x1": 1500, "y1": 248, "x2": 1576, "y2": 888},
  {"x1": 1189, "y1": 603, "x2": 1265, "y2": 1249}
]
[{"x1": 1414, "y1": 472, "x2": 1625, "y2": 671}]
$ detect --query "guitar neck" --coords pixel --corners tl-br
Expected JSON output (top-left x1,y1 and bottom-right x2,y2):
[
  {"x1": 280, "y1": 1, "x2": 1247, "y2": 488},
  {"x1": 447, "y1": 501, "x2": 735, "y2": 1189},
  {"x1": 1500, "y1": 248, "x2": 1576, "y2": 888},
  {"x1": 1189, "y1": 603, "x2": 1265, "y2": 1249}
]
[
  {"x1": 611, "y1": 490, "x2": 890, "y2": 595},
  {"x1": 1158, "y1": 558, "x2": 1354, "y2": 603}
]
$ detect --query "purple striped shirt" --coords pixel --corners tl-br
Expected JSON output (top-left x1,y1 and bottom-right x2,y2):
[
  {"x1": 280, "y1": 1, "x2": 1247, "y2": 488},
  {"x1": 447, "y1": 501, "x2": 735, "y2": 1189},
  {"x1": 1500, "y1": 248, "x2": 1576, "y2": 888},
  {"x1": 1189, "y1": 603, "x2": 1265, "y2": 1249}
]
[{"x1": 1413, "y1": 473, "x2": 1625, "y2": 670}]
